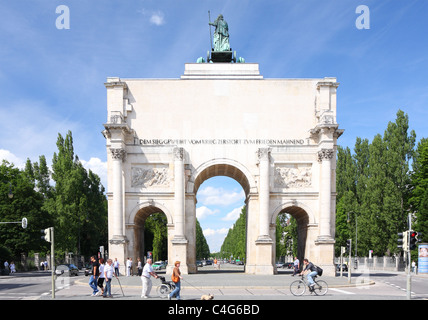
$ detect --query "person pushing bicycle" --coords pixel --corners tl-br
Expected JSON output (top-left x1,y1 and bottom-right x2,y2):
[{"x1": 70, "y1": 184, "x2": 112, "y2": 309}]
[{"x1": 299, "y1": 258, "x2": 318, "y2": 291}]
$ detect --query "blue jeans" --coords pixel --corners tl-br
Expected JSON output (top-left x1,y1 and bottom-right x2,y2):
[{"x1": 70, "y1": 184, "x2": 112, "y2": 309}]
[
  {"x1": 104, "y1": 278, "x2": 112, "y2": 296},
  {"x1": 169, "y1": 281, "x2": 181, "y2": 300},
  {"x1": 89, "y1": 275, "x2": 99, "y2": 295},
  {"x1": 307, "y1": 271, "x2": 317, "y2": 286}
]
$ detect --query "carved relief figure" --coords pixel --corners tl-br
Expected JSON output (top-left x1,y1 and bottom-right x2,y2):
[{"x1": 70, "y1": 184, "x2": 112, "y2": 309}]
[
  {"x1": 274, "y1": 165, "x2": 312, "y2": 188},
  {"x1": 131, "y1": 167, "x2": 170, "y2": 188}
]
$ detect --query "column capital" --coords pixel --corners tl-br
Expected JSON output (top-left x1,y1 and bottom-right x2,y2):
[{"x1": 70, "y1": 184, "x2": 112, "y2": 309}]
[
  {"x1": 317, "y1": 148, "x2": 334, "y2": 162},
  {"x1": 110, "y1": 148, "x2": 126, "y2": 161},
  {"x1": 173, "y1": 147, "x2": 184, "y2": 161},
  {"x1": 257, "y1": 147, "x2": 271, "y2": 161}
]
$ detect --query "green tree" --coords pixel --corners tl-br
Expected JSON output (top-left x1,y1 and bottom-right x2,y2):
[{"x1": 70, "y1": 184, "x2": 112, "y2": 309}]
[
  {"x1": 410, "y1": 138, "x2": 428, "y2": 248},
  {"x1": 220, "y1": 206, "x2": 246, "y2": 261},
  {"x1": 0, "y1": 161, "x2": 51, "y2": 259},
  {"x1": 196, "y1": 219, "x2": 210, "y2": 259},
  {"x1": 44, "y1": 131, "x2": 107, "y2": 258},
  {"x1": 336, "y1": 110, "x2": 416, "y2": 257},
  {"x1": 144, "y1": 212, "x2": 168, "y2": 261}
]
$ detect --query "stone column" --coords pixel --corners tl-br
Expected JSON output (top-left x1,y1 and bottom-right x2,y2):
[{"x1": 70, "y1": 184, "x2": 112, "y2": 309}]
[
  {"x1": 110, "y1": 147, "x2": 126, "y2": 239},
  {"x1": 317, "y1": 148, "x2": 334, "y2": 240},
  {"x1": 257, "y1": 147, "x2": 272, "y2": 241},
  {"x1": 173, "y1": 147, "x2": 186, "y2": 241},
  {"x1": 170, "y1": 147, "x2": 188, "y2": 274}
]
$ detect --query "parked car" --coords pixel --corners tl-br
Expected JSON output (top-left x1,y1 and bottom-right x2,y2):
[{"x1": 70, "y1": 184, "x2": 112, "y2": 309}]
[
  {"x1": 153, "y1": 261, "x2": 167, "y2": 270},
  {"x1": 55, "y1": 264, "x2": 79, "y2": 276},
  {"x1": 336, "y1": 263, "x2": 348, "y2": 272},
  {"x1": 276, "y1": 262, "x2": 285, "y2": 268},
  {"x1": 196, "y1": 260, "x2": 203, "y2": 267}
]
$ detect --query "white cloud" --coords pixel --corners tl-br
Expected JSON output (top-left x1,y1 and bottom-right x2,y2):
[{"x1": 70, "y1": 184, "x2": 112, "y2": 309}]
[
  {"x1": 138, "y1": 8, "x2": 165, "y2": 26},
  {"x1": 197, "y1": 186, "x2": 245, "y2": 207},
  {"x1": 150, "y1": 11, "x2": 165, "y2": 26},
  {"x1": 196, "y1": 206, "x2": 218, "y2": 220},
  {"x1": 80, "y1": 157, "x2": 107, "y2": 189},
  {"x1": 0, "y1": 149, "x2": 25, "y2": 168},
  {"x1": 221, "y1": 206, "x2": 244, "y2": 221},
  {"x1": 203, "y1": 228, "x2": 229, "y2": 237}
]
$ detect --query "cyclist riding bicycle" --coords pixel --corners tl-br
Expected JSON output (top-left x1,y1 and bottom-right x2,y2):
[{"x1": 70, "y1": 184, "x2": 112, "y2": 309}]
[{"x1": 299, "y1": 258, "x2": 318, "y2": 291}]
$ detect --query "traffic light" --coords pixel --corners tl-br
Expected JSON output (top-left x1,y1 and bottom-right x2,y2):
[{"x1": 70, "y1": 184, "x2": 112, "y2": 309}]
[
  {"x1": 41, "y1": 228, "x2": 51, "y2": 242},
  {"x1": 397, "y1": 231, "x2": 408, "y2": 251},
  {"x1": 346, "y1": 239, "x2": 352, "y2": 254},
  {"x1": 409, "y1": 231, "x2": 417, "y2": 250}
]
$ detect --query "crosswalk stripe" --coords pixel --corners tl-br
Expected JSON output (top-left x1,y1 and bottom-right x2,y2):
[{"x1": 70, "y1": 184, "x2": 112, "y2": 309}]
[{"x1": 329, "y1": 288, "x2": 355, "y2": 295}]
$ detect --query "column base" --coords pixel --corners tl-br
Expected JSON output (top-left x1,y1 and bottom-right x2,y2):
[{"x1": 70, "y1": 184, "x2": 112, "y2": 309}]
[{"x1": 109, "y1": 235, "x2": 128, "y2": 276}]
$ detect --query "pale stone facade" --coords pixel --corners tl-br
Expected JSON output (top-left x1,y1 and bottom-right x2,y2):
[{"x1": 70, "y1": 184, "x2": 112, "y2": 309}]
[{"x1": 103, "y1": 63, "x2": 343, "y2": 276}]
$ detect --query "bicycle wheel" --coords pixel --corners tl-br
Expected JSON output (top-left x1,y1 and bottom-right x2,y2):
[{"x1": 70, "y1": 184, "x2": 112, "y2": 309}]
[
  {"x1": 290, "y1": 280, "x2": 306, "y2": 296},
  {"x1": 157, "y1": 284, "x2": 171, "y2": 298},
  {"x1": 313, "y1": 280, "x2": 328, "y2": 296}
]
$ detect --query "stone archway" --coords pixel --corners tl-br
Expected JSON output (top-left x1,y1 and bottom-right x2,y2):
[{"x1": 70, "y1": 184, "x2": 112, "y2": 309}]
[
  {"x1": 132, "y1": 204, "x2": 170, "y2": 268},
  {"x1": 271, "y1": 203, "x2": 313, "y2": 269}
]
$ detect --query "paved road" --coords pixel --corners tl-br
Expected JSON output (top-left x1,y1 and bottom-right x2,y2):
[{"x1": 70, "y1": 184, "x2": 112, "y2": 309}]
[{"x1": 1, "y1": 267, "x2": 427, "y2": 301}]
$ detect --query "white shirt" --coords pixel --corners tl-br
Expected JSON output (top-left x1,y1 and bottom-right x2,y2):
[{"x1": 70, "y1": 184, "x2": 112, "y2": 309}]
[
  {"x1": 142, "y1": 263, "x2": 154, "y2": 278},
  {"x1": 104, "y1": 264, "x2": 114, "y2": 279},
  {"x1": 99, "y1": 264, "x2": 105, "y2": 278}
]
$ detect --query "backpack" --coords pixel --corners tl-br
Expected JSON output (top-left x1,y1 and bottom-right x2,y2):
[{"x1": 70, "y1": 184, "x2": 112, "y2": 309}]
[{"x1": 315, "y1": 265, "x2": 323, "y2": 276}]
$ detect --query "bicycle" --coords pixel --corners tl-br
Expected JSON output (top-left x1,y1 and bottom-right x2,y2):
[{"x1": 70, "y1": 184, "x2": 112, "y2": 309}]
[
  {"x1": 156, "y1": 276, "x2": 176, "y2": 298},
  {"x1": 290, "y1": 274, "x2": 328, "y2": 296}
]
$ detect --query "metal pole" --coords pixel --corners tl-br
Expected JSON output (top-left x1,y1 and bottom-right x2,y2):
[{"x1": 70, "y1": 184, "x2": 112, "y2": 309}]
[
  {"x1": 348, "y1": 239, "x2": 352, "y2": 284},
  {"x1": 51, "y1": 227, "x2": 55, "y2": 299},
  {"x1": 407, "y1": 213, "x2": 411, "y2": 300}
]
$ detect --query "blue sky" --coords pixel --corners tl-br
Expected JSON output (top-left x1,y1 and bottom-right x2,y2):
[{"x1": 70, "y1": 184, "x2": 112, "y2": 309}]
[{"x1": 1, "y1": 0, "x2": 427, "y2": 252}]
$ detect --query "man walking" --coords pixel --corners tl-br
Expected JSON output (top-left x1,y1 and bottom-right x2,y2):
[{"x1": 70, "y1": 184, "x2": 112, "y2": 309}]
[
  {"x1": 103, "y1": 259, "x2": 116, "y2": 298},
  {"x1": 141, "y1": 258, "x2": 158, "y2": 298},
  {"x1": 88, "y1": 256, "x2": 100, "y2": 296},
  {"x1": 292, "y1": 256, "x2": 300, "y2": 276}
]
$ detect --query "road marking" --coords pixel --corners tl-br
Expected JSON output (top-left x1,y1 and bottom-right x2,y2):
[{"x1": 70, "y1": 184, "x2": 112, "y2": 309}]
[{"x1": 329, "y1": 288, "x2": 355, "y2": 295}]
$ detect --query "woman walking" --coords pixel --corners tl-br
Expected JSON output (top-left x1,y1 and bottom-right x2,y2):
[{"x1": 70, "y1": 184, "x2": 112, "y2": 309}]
[{"x1": 168, "y1": 261, "x2": 183, "y2": 300}]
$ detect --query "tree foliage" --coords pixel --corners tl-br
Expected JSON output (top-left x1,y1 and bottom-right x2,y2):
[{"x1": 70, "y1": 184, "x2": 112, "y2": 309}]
[
  {"x1": 220, "y1": 206, "x2": 246, "y2": 260},
  {"x1": 335, "y1": 110, "x2": 418, "y2": 257},
  {"x1": 0, "y1": 130, "x2": 108, "y2": 263}
]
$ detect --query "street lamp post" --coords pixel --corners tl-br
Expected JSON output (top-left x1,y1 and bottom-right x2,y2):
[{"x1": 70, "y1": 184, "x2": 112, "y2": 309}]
[{"x1": 347, "y1": 211, "x2": 358, "y2": 269}]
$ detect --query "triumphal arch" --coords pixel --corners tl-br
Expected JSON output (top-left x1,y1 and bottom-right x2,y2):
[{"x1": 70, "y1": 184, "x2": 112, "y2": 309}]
[{"x1": 103, "y1": 18, "x2": 342, "y2": 276}]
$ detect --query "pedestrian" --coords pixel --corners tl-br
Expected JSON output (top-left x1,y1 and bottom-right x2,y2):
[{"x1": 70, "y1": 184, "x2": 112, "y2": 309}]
[
  {"x1": 44, "y1": 260, "x2": 48, "y2": 271},
  {"x1": 113, "y1": 258, "x2": 120, "y2": 277},
  {"x1": 141, "y1": 258, "x2": 158, "y2": 298},
  {"x1": 126, "y1": 257, "x2": 133, "y2": 276},
  {"x1": 97, "y1": 258, "x2": 105, "y2": 296},
  {"x1": 292, "y1": 256, "x2": 300, "y2": 276},
  {"x1": 88, "y1": 256, "x2": 100, "y2": 296},
  {"x1": 168, "y1": 261, "x2": 183, "y2": 300},
  {"x1": 103, "y1": 258, "x2": 116, "y2": 298},
  {"x1": 299, "y1": 258, "x2": 318, "y2": 290},
  {"x1": 10, "y1": 261, "x2": 16, "y2": 274},
  {"x1": 4, "y1": 261, "x2": 9, "y2": 275},
  {"x1": 137, "y1": 258, "x2": 142, "y2": 276}
]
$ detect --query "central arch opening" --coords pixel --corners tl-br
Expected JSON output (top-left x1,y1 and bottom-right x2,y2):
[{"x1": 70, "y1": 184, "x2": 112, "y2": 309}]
[{"x1": 193, "y1": 162, "x2": 251, "y2": 272}]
